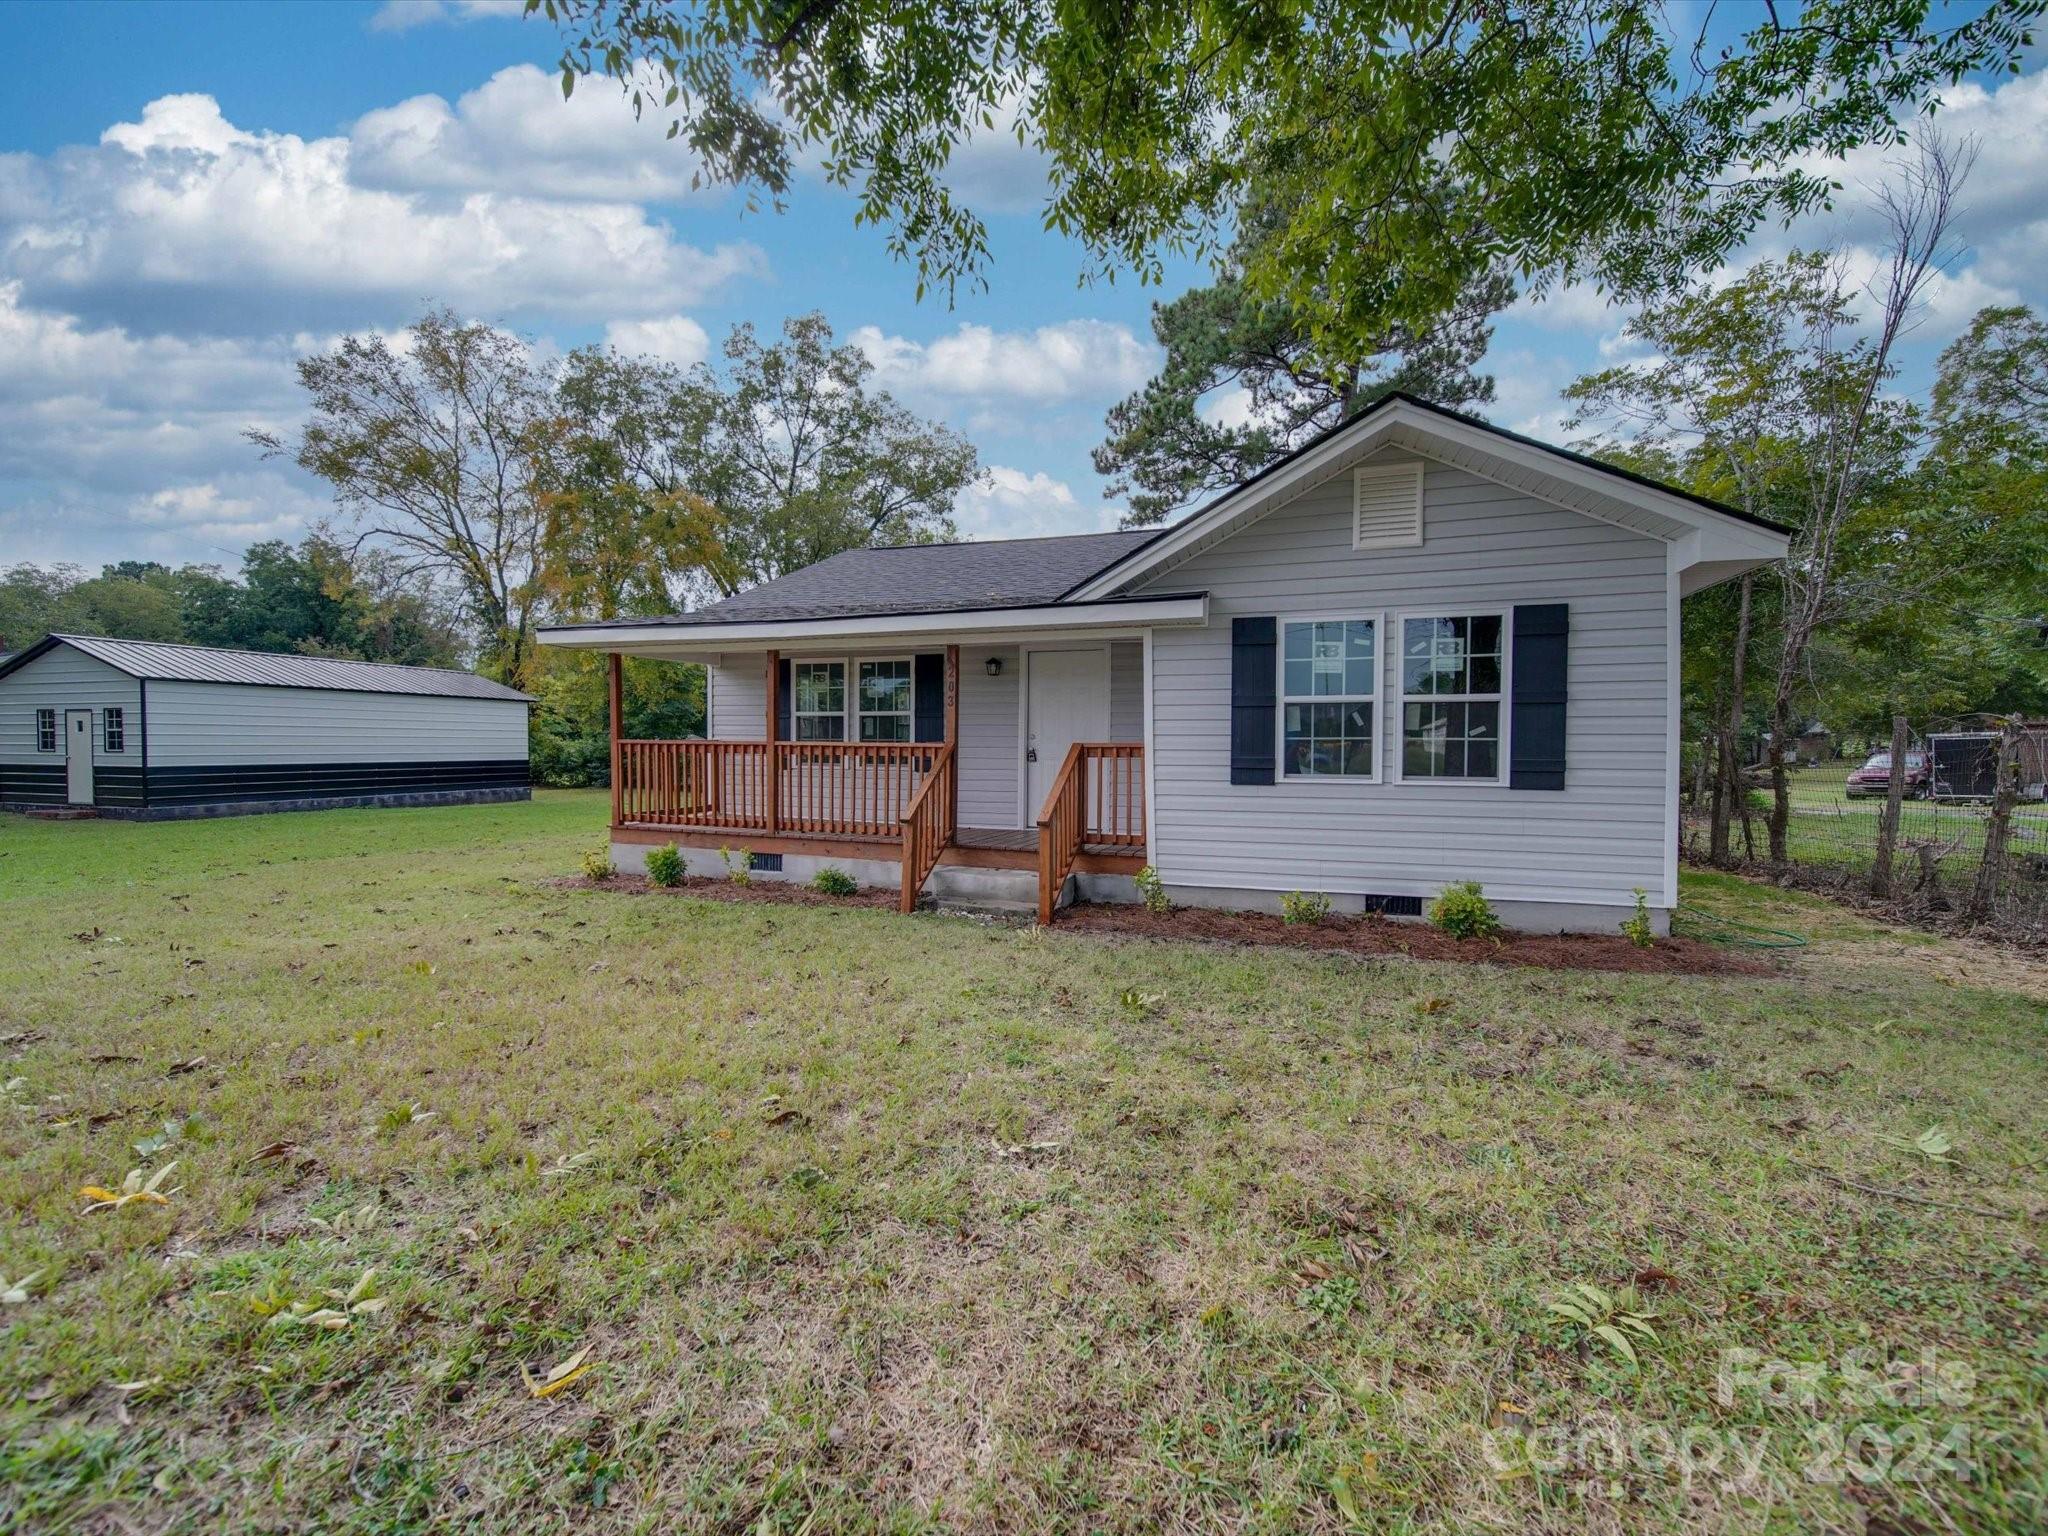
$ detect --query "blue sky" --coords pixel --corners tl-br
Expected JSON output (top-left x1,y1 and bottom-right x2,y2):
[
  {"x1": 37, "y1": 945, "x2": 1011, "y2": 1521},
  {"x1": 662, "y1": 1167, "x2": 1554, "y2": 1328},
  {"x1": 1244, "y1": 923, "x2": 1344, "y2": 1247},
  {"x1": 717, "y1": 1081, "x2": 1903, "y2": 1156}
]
[{"x1": 2, "y1": 0, "x2": 2044, "y2": 574}]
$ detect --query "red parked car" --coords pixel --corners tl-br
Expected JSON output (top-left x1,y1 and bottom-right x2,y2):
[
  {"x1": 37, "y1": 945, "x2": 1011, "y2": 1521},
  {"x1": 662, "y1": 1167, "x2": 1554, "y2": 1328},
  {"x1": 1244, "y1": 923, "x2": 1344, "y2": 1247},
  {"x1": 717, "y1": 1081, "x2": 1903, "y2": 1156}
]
[{"x1": 1844, "y1": 749, "x2": 1929, "y2": 799}]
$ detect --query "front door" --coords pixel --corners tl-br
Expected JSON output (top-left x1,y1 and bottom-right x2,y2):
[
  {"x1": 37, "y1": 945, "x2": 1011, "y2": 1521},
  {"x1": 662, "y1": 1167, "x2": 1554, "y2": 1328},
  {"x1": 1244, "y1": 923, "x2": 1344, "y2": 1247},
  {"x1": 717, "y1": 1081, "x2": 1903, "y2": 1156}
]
[
  {"x1": 64, "y1": 709, "x2": 94, "y2": 805},
  {"x1": 1025, "y1": 648, "x2": 1110, "y2": 819}
]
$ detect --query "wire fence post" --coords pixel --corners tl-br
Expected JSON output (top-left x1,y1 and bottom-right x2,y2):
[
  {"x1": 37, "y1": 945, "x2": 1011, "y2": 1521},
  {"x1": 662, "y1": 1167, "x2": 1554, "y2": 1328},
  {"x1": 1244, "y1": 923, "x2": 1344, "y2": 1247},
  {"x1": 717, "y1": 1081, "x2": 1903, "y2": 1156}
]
[{"x1": 1965, "y1": 716, "x2": 2024, "y2": 928}]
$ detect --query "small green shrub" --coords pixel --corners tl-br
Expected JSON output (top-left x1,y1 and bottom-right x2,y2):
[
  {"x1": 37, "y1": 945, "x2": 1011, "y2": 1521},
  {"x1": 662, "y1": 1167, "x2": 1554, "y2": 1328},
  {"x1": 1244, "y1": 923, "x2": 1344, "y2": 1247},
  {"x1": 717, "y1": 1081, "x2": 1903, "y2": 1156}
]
[
  {"x1": 643, "y1": 844, "x2": 684, "y2": 888},
  {"x1": 580, "y1": 845, "x2": 616, "y2": 882},
  {"x1": 1133, "y1": 864, "x2": 1171, "y2": 915},
  {"x1": 1429, "y1": 880, "x2": 1500, "y2": 940},
  {"x1": 719, "y1": 845, "x2": 752, "y2": 886},
  {"x1": 810, "y1": 866, "x2": 858, "y2": 897},
  {"x1": 1280, "y1": 890, "x2": 1331, "y2": 925},
  {"x1": 1621, "y1": 887, "x2": 1655, "y2": 948}
]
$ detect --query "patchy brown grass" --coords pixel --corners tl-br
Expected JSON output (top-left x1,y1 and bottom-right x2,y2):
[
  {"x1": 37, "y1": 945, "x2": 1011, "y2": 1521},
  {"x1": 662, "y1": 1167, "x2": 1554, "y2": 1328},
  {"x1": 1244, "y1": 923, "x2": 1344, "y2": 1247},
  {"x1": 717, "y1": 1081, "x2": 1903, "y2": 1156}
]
[{"x1": 2, "y1": 792, "x2": 2043, "y2": 1535}]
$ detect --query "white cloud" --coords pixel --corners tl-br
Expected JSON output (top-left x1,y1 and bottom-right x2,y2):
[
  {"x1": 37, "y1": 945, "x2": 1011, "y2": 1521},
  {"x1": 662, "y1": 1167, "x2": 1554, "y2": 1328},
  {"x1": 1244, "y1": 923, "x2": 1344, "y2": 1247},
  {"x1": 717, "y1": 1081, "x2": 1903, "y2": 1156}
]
[
  {"x1": 954, "y1": 465, "x2": 1121, "y2": 540},
  {"x1": 368, "y1": 0, "x2": 523, "y2": 32},
  {"x1": 0, "y1": 284, "x2": 327, "y2": 565},
  {"x1": 352, "y1": 64, "x2": 705, "y2": 203},
  {"x1": 853, "y1": 319, "x2": 1155, "y2": 402},
  {"x1": 1198, "y1": 384, "x2": 1256, "y2": 431},
  {"x1": 604, "y1": 314, "x2": 711, "y2": 370},
  {"x1": 0, "y1": 93, "x2": 764, "y2": 335}
]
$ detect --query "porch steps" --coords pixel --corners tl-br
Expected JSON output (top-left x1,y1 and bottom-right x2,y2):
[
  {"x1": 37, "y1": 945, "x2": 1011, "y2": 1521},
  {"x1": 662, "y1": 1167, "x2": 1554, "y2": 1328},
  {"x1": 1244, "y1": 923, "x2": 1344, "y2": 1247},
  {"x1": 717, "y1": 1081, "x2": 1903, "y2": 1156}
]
[{"x1": 926, "y1": 863, "x2": 1038, "y2": 917}]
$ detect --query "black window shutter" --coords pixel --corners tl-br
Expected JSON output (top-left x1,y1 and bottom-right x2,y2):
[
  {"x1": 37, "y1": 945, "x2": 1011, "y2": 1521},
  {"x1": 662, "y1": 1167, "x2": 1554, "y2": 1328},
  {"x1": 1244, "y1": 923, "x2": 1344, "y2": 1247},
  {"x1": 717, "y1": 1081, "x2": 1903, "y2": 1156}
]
[
  {"x1": 1510, "y1": 603, "x2": 1568, "y2": 790},
  {"x1": 913, "y1": 653, "x2": 945, "y2": 741},
  {"x1": 1230, "y1": 616, "x2": 1278, "y2": 784},
  {"x1": 776, "y1": 656, "x2": 792, "y2": 740}
]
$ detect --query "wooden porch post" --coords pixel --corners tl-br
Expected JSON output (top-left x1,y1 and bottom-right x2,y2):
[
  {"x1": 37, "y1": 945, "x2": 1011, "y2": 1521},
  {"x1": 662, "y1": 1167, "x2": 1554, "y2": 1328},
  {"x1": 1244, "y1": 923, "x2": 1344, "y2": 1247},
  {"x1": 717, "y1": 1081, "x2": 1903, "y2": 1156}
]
[
  {"x1": 607, "y1": 652, "x2": 623, "y2": 827},
  {"x1": 764, "y1": 649, "x2": 781, "y2": 834},
  {"x1": 944, "y1": 644, "x2": 959, "y2": 833}
]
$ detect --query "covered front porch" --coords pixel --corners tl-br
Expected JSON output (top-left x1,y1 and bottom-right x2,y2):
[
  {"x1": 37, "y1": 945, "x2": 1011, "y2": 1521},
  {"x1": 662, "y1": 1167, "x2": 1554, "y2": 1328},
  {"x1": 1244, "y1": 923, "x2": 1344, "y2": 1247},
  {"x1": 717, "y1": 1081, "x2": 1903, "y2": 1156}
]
[{"x1": 601, "y1": 646, "x2": 1147, "y2": 919}]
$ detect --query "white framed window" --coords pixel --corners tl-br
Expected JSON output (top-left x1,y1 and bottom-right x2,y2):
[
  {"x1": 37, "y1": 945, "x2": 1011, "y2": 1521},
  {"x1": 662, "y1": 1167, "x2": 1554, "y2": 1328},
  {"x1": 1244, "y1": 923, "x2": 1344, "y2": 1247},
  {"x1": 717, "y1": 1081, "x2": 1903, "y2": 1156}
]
[
  {"x1": 1279, "y1": 616, "x2": 1379, "y2": 779},
  {"x1": 36, "y1": 708, "x2": 56, "y2": 752},
  {"x1": 104, "y1": 707, "x2": 125, "y2": 753},
  {"x1": 790, "y1": 660, "x2": 846, "y2": 741},
  {"x1": 856, "y1": 657, "x2": 913, "y2": 742},
  {"x1": 1397, "y1": 613, "x2": 1507, "y2": 783}
]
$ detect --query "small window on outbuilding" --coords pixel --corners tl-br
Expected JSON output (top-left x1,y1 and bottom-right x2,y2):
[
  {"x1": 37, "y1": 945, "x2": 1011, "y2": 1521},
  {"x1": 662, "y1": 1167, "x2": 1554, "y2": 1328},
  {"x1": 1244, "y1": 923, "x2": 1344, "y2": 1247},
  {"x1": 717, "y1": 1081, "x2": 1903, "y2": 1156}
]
[
  {"x1": 36, "y1": 708, "x2": 56, "y2": 752},
  {"x1": 104, "y1": 707, "x2": 125, "y2": 753}
]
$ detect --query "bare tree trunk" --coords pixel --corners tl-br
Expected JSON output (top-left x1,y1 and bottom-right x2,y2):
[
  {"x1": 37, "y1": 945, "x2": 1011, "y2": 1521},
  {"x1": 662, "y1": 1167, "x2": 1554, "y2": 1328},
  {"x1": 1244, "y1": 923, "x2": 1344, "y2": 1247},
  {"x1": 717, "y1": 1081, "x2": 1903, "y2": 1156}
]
[
  {"x1": 1711, "y1": 573, "x2": 1753, "y2": 866},
  {"x1": 1766, "y1": 694, "x2": 1792, "y2": 867},
  {"x1": 1965, "y1": 717, "x2": 2024, "y2": 928},
  {"x1": 1870, "y1": 714, "x2": 1911, "y2": 899}
]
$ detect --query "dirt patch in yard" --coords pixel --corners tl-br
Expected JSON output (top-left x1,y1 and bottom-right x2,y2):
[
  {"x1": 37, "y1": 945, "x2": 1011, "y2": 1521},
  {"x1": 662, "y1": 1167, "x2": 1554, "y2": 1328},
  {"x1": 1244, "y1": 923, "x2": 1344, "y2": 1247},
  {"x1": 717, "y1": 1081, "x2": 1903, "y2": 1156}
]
[
  {"x1": 1053, "y1": 903, "x2": 1777, "y2": 976},
  {"x1": 552, "y1": 873, "x2": 901, "y2": 909}
]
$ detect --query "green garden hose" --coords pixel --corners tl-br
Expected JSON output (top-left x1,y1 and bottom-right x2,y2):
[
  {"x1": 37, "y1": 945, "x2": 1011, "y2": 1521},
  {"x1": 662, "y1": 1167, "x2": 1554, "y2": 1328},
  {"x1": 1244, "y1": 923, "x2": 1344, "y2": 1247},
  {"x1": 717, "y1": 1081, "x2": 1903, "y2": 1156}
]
[{"x1": 1670, "y1": 905, "x2": 1809, "y2": 949}]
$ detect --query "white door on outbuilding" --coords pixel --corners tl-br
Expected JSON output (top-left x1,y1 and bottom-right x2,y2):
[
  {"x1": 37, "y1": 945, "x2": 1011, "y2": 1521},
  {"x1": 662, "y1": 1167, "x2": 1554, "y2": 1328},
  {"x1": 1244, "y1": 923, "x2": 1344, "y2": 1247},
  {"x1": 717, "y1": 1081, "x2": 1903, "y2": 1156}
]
[
  {"x1": 1025, "y1": 647, "x2": 1109, "y2": 819},
  {"x1": 64, "y1": 709, "x2": 94, "y2": 805}
]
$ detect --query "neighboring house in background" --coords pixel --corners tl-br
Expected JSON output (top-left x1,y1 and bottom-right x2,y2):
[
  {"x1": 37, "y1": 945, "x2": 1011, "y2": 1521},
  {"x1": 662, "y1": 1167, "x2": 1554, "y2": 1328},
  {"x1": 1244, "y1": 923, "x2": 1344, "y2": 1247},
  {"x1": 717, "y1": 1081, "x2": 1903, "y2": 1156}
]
[
  {"x1": 0, "y1": 635, "x2": 532, "y2": 820},
  {"x1": 541, "y1": 394, "x2": 1791, "y2": 932}
]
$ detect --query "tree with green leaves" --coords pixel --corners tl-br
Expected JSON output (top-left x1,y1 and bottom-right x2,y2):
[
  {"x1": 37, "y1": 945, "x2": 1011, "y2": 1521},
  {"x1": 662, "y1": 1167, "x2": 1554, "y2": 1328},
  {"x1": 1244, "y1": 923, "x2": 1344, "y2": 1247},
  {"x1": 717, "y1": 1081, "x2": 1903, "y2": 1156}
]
[
  {"x1": 533, "y1": 0, "x2": 2038, "y2": 361},
  {"x1": 252, "y1": 310, "x2": 559, "y2": 686},
  {"x1": 1095, "y1": 195, "x2": 1513, "y2": 525},
  {"x1": 1568, "y1": 138, "x2": 1969, "y2": 866},
  {"x1": 677, "y1": 312, "x2": 978, "y2": 590},
  {"x1": 540, "y1": 346, "x2": 735, "y2": 620}
]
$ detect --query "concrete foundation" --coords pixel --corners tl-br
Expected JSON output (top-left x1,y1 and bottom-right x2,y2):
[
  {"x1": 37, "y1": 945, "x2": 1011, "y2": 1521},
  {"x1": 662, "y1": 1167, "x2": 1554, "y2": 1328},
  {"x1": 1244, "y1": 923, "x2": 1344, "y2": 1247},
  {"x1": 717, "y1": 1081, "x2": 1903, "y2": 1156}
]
[{"x1": 2, "y1": 786, "x2": 530, "y2": 822}]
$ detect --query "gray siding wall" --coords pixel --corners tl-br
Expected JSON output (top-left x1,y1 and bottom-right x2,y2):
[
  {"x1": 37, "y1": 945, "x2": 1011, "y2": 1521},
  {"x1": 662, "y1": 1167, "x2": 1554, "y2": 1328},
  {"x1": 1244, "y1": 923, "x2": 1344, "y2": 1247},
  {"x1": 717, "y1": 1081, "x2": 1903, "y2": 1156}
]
[
  {"x1": 145, "y1": 682, "x2": 529, "y2": 766},
  {"x1": 1108, "y1": 640, "x2": 1143, "y2": 744},
  {"x1": 701, "y1": 642, "x2": 1144, "y2": 829},
  {"x1": 708, "y1": 652, "x2": 765, "y2": 741},
  {"x1": 1137, "y1": 453, "x2": 1671, "y2": 908},
  {"x1": 0, "y1": 647, "x2": 142, "y2": 766}
]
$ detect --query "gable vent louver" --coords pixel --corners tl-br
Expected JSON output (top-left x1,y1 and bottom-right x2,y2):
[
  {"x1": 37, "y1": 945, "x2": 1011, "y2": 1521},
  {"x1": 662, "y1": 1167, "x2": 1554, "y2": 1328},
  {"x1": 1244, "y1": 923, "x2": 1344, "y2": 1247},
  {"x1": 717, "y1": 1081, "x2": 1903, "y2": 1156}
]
[{"x1": 1352, "y1": 461, "x2": 1425, "y2": 550}]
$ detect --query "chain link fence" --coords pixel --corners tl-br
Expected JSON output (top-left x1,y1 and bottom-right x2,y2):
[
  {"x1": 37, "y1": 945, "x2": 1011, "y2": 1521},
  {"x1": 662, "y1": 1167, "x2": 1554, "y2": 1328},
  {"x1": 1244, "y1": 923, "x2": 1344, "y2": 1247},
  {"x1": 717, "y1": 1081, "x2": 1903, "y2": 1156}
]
[{"x1": 1682, "y1": 721, "x2": 2048, "y2": 943}]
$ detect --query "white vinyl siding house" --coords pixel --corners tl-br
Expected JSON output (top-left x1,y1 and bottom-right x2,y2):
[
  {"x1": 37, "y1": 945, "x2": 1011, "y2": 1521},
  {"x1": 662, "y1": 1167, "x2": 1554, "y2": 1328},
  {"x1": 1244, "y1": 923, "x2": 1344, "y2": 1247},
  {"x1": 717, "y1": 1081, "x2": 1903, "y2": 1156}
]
[
  {"x1": 1138, "y1": 453, "x2": 1671, "y2": 914},
  {"x1": 540, "y1": 394, "x2": 1790, "y2": 928},
  {"x1": 0, "y1": 636, "x2": 532, "y2": 819}
]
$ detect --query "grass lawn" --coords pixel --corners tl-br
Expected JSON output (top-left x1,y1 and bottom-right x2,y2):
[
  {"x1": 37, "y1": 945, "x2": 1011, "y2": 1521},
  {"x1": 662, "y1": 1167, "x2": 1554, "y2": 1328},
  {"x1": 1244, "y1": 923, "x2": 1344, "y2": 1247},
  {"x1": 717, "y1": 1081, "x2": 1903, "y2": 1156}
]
[{"x1": 2, "y1": 791, "x2": 2044, "y2": 1534}]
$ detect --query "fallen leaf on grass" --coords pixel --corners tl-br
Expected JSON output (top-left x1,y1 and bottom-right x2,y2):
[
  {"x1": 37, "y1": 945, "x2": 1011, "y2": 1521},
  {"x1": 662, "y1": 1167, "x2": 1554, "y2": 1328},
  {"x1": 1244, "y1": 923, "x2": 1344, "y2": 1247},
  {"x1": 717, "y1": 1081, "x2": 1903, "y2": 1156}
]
[
  {"x1": 539, "y1": 1150, "x2": 599, "y2": 1179},
  {"x1": 521, "y1": 1344, "x2": 594, "y2": 1399},
  {"x1": 89, "y1": 1053, "x2": 141, "y2": 1065},
  {"x1": 110, "y1": 1376, "x2": 162, "y2": 1394},
  {"x1": 991, "y1": 1139, "x2": 1061, "y2": 1161},
  {"x1": 81, "y1": 1163, "x2": 180, "y2": 1213},
  {"x1": 1633, "y1": 1266, "x2": 1682, "y2": 1292},
  {"x1": 2, "y1": 1271, "x2": 44, "y2": 1304},
  {"x1": 248, "y1": 1141, "x2": 298, "y2": 1165},
  {"x1": 1, "y1": 1030, "x2": 45, "y2": 1047},
  {"x1": 165, "y1": 1057, "x2": 206, "y2": 1078},
  {"x1": 1416, "y1": 995, "x2": 1451, "y2": 1014}
]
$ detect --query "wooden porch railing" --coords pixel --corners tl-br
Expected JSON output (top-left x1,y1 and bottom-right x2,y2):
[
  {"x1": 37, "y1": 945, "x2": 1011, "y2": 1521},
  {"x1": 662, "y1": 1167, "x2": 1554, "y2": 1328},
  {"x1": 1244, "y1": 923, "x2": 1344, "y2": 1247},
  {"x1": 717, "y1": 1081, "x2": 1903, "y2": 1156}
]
[
  {"x1": 618, "y1": 739, "x2": 944, "y2": 838},
  {"x1": 1035, "y1": 743, "x2": 1147, "y2": 922},
  {"x1": 897, "y1": 742, "x2": 957, "y2": 912}
]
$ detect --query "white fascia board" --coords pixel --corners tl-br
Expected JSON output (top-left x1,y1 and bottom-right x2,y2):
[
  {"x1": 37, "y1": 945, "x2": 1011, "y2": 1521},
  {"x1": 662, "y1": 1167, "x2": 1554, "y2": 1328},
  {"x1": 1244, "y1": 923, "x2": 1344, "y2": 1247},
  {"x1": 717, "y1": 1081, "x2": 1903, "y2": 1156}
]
[
  {"x1": 538, "y1": 593, "x2": 1210, "y2": 653},
  {"x1": 1070, "y1": 399, "x2": 1790, "y2": 599}
]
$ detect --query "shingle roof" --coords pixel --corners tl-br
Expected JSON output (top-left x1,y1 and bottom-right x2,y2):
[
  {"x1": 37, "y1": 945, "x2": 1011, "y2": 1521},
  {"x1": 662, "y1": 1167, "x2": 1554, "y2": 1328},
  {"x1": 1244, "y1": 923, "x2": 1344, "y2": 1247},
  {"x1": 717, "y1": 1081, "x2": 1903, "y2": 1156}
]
[
  {"x1": 0, "y1": 635, "x2": 533, "y2": 701},
  {"x1": 565, "y1": 530, "x2": 1161, "y2": 629}
]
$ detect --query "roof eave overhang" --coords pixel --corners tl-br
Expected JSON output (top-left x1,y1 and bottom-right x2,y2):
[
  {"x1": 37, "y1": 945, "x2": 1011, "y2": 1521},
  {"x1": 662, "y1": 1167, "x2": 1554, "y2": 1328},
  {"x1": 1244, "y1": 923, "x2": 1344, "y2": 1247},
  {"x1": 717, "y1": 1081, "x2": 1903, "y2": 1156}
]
[
  {"x1": 1067, "y1": 399, "x2": 1791, "y2": 600},
  {"x1": 538, "y1": 592, "x2": 1211, "y2": 657}
]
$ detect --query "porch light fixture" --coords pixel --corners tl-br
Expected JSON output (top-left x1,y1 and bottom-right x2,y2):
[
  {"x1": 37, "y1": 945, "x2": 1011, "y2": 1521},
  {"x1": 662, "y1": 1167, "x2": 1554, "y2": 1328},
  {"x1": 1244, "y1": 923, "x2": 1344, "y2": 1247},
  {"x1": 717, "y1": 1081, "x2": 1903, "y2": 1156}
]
[{"x1": 985, "y1": 657, "x2": 1002, "y2": 676}]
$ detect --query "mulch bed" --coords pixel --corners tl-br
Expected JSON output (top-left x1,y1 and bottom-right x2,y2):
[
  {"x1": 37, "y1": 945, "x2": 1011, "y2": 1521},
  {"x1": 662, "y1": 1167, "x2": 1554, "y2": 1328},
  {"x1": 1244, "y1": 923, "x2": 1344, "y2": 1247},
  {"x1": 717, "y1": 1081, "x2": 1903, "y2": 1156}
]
[
  {"x1": 554, "y1": 874, "x2": 1772, "y2": 974},
  {"x1": 551, "y1": 874, "x2": 900, "y2": 910},
  {"x1": 1052, "y1": 903, "x2": 1777, "y2": 976}
]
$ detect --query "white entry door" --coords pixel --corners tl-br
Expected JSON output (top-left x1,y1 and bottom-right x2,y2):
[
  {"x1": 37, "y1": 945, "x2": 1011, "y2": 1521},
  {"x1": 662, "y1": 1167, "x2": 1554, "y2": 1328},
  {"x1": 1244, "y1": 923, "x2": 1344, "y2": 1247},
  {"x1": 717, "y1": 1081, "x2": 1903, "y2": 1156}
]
[
  {"x1": 1025, "y1": 647, "x2": 1110, "y2": 819},
  {"x1": 64, "y1": 709, "x2": 94, "y2": 805}
]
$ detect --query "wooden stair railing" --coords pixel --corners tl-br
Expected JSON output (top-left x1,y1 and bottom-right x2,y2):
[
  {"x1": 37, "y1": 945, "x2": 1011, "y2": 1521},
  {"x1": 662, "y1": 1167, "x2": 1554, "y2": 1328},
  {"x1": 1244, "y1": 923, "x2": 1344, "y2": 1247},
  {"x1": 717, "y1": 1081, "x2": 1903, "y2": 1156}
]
[
  {"x1": 1035, "y1": 743, "x2": 1148, "y2": 923},
  {"x1": 1034, "y1": 742, "x2": 1088, "y2": 923},
  {"x1": 897, "y1": 743, "x2": 957, "y2": 912}
]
